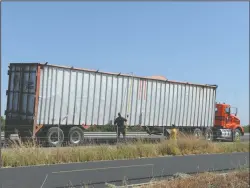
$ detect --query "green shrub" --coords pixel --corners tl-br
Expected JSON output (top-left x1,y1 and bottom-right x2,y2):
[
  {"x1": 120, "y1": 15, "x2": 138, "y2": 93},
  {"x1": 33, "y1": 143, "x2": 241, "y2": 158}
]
[{"x1": 243, "y1": 125, "x2": 249, "y2": 133}]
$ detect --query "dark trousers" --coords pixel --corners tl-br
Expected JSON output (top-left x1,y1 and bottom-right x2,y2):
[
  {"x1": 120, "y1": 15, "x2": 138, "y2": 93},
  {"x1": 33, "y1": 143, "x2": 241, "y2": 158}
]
[{"x1": 117, "y1": 126, "x2": 126, "y2": 138}]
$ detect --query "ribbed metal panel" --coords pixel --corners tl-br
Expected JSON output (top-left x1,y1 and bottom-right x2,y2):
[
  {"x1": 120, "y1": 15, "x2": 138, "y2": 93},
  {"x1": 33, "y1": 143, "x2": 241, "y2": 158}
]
[
  {"x1": 36, "y1": 65, "x2": 216, "y2": 127},
  {"x1": 5, "y1": 64, "x2": 38, "y2": 121}
]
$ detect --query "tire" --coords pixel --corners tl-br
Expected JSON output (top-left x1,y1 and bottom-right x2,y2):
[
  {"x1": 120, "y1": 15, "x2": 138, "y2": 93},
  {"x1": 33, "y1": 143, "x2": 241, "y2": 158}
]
[
  {"x1": 233, "y1": 129, "x2": 241, "y2": 142},
  {"x1": 47, "y1": 127, "x2": 64, "y2": 147},
  {"x1": 204, "y1": 128, "x2": 213, "y2": 141},
  {"x1": 68, "y1": 127, "x2": 84, "y2": 146},
  {"x1": 193, "y1": 128, "x2": 202, "y2": 139}
]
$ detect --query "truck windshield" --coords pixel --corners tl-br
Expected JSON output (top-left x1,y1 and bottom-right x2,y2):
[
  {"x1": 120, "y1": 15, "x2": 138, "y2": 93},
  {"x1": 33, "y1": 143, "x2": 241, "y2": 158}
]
[
  {"x1": 225, "y1": 107, "x2": 237, "y2": 116},
  {"x1": 230, "y1": 107, "x2": 237, "y2": 116}
]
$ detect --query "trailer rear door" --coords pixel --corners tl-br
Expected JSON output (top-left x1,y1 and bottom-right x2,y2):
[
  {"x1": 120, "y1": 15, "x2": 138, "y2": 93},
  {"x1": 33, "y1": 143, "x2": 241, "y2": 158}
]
[{"x1": 5, "y1": 63, "x2": 38, "y2": 138}]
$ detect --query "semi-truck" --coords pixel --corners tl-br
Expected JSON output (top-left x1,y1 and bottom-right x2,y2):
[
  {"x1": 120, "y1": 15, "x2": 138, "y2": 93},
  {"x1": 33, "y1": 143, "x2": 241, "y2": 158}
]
[{"x1": 4, "y1": 62, "x2": 244, "y2": 146}]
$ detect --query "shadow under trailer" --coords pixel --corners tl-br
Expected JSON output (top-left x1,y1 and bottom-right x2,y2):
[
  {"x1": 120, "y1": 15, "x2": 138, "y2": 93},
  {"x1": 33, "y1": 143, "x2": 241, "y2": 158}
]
[{"x1": 4, "y1": 63, "x2": 244, "y2": 146}]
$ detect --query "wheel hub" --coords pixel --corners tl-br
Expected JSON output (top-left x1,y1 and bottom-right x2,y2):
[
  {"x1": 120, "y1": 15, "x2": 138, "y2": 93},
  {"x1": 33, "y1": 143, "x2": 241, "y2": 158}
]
[
  {"x1": 70, "y1": 131, "x2": 81, "y2": 144},
  {"x1": 50, "y1": 132, "x2": 61, "y2": 145},
  {"x1": 206, "y1": 132, "x2": 212, "y2": 140},
  {"x1": 235, "y1": 131, "x2": 240, "y2": 141}
]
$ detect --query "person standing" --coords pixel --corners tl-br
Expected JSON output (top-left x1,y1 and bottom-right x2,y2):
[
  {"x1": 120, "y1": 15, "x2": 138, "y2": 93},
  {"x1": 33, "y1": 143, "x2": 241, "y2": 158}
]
[{"x1": 114, "y1": 113, "x2": 127, "y2": 139}]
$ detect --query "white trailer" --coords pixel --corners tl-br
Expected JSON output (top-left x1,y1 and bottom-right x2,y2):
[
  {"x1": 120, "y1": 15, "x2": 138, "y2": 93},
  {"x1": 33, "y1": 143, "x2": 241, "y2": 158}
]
[{"x1": 5, "y1": 63, "x2": 217, "y2": 146}]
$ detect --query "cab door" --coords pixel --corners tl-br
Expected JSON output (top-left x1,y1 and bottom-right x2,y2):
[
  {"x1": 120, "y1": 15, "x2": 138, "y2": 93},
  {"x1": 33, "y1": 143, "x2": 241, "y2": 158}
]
[{"x1": 224, "y1": 107, "x2": 234, "y2": 129}]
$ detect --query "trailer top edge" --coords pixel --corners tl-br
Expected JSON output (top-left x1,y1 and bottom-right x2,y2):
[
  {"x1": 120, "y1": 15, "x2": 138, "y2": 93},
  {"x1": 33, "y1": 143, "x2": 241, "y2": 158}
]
[
  {"x1": 9, "y1": 62, "x2": 218, "y2": 88},
  {"x1": 9, "y1": 62, "x2": 44, "y2": 66}
]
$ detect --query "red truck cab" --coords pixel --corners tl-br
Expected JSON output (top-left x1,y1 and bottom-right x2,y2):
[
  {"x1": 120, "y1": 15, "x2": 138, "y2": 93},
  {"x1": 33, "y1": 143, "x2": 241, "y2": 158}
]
[{"x1": 214, "y1": 103, "x2": 244, "y2": 137}]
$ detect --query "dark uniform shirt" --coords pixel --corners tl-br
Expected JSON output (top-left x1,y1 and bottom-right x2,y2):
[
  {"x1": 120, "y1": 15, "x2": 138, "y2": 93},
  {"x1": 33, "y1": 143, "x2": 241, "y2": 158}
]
[{"x1": 114, "y1": 116, "x2": 127, "y2": 127}]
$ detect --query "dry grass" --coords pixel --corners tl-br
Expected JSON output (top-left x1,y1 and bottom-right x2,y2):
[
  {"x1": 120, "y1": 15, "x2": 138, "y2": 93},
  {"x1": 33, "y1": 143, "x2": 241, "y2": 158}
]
[
  {"x1": 2, "y1": 136, "x2": 249, "y2": 168},
  {"x1": 135, "y1": 169, "x2": 250, "y2": 188}
]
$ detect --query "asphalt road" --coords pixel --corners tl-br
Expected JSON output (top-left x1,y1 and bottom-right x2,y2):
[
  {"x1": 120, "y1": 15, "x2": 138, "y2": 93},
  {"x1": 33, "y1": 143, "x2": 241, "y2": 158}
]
[{"x1": 0, "y1": 152, "x2": 249, "y2": 188}]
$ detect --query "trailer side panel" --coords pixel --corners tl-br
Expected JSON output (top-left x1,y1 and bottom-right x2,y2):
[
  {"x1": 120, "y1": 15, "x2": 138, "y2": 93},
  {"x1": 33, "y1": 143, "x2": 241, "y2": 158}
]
[{"x1": 37, "y1": 65, "x2": 216, "y2": 128}]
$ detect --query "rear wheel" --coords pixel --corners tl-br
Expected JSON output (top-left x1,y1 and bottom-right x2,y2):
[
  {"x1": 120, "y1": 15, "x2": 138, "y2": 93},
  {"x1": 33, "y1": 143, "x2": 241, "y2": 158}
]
[
  {"x1": 68, "y1": 127, "x2": 84, "y2": 146},
  {"x1": 193, "y1": 128, "x2": 202, "y2": 139},
  {"x1": 204, "y1": 128, "x2": 213, "y2": 141},
  {"x1": 47, "y1": 127, "x2": 64, "y2": 147}
]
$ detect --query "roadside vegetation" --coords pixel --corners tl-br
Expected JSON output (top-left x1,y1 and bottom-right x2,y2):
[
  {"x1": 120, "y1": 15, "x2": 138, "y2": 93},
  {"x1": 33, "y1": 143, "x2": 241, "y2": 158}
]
[
  {"x1": 133, "y1": 169, "x2": 250, "y2": 188},
  {"x1": 0, "y1": 116, "x2": 5, "y2": 131},
  {"x1": 68, "y1": 169, "x2": 250, "y2": 188},
  {"x1": 243, "y1": 125, "x2": 249, "y2": 133},
  {"x1": 2, "y1": 135, "x2": 249, "y2": 168}
]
